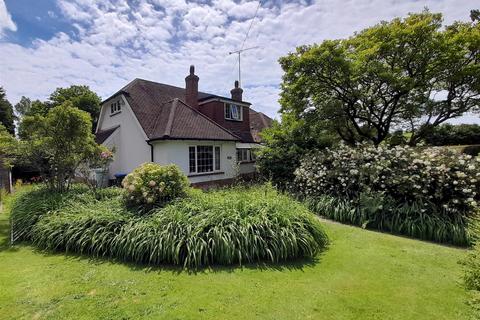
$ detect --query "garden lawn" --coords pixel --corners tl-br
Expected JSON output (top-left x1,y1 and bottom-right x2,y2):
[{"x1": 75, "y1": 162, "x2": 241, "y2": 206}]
[{"x1": 0, "y1": 203, "x2": 472, "y2": 320}]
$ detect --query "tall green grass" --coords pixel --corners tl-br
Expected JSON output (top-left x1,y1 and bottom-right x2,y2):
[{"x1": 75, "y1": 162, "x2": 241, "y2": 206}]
[
  {"x1": 11, "y1": 185, "x2": 328, "y2": 268},
  {"x1": 10, "y1": 185, "x2": 124, "y2": 243},
  {"x1": 305, "y1": 194, "x2": 475, "y2": 246}
]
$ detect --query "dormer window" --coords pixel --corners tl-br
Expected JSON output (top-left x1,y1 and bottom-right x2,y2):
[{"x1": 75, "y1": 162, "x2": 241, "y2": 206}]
[
  {"x1": 110, "y1": 100, "x2": 122, "y2": 115},
  {"x1": 225, "y1": 103, "x2": 242, "y2": 121}
]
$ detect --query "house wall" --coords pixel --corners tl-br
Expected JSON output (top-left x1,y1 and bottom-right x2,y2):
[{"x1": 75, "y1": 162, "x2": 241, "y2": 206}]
[
  {"x1": 151, "y1": 139, "x2": 239, "y2": 184},
  {"x1": 97, "y1": 95, "x2": 150, "y2": 178}
]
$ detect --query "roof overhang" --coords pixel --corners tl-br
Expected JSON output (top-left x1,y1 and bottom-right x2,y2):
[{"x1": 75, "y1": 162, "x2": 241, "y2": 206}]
[
  {"x1": 147, "y1": 136, "x2": 240, "y2": 143},
  {"x1": 198, "y1": 97, "x2": 251, "y2": 106}
]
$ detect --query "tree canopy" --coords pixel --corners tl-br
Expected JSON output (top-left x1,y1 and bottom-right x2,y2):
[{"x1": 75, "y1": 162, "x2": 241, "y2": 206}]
[
  {"x1": 0, "y1": 87, "x2": 15, "y2": 135},
  {"x1": 49, "y1": 85, "x2": 101, "y2": 129},
  {"x1": 0, "y1": 124, "x2": 18, "y2": 168},
  {"x1": 19, "y1": 102, "x2": 99, "y2": 191},
  {"x1": 17, "y1": 85, "x2": 101, "y2": 136},
  {"x1": 279, "y1": 11, "x2": 480, "y2": 145}
]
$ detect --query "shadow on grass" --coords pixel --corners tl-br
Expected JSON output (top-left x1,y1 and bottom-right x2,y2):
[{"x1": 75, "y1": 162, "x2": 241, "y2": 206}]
[{"x1": 25, "y1": 245, "x2": 325, "y2": 275}]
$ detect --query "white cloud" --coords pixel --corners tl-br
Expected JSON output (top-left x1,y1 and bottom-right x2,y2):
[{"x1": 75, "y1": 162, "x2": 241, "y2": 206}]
[
  {"x1": 0, "y1": 0, "x2": 16, "y2": 37},
  {"x1": 0, "y1": 0, "x2": 477, "y2": 120}
]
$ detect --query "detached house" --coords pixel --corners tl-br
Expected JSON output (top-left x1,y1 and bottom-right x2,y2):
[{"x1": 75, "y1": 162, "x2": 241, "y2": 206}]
[{"x1": 95, "y1": 66, "x2": 273, "y2": 186}]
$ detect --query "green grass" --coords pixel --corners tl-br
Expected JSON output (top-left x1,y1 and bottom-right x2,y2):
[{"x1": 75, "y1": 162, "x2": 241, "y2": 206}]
[{"x1": 0, "y1": 191, "x2": 473, "y2": 319}]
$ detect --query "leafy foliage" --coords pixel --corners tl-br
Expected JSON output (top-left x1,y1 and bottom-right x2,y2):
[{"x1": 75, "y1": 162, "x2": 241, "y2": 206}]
[
  {"x1": 295, "y1": 144, "x2": 480, "y2": 213},
  {"x1": 17, "y1": 85, "x2": 101, "y2": 134},
  {"x1": 14, "y1": 96, "x2": 32, "y2": 118},
  {"x1": 279, "y1": 11, "x2": 480, "y2": 146},
  {"x1": 0, "y1": 124, "x2": 18, "y2": 168},
  {"x1": 256, "y1": 113, "x2": 337, "y2": 188},
  {"x1": 305, "y1": 194, "x2": 474, "y2": 245},
  {"x1": 18, "y1": 102, "x2": 99, "y2": 191},
  {"x1": 0, "y1": 87, "x2": 15, "y2": 135},
  {"x1": 294, "y1": 144, "x2": 480, "y2": 244},
  {"x1": 423, "y1": 123, "x2": 480, "y2": 146},
  {"x1": 11, "y1": 185, "x2": 328, "y2": 268},
  {"x1": 122, "y1": 163, "x2": 190, "y2": 210},
  {"x1": 49, "y1": 85, "x2": 101, "y2": 130}
]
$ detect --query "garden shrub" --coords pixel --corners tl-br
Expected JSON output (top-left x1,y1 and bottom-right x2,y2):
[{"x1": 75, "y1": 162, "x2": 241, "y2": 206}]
[
  {"x1": 122, "y1": 163, "x2": 190, "y2": 209},
  {"x1": 423, "y1": 123, "x2": 480, "y2": 146},
  {"x1": 11, "y1": 184, "x2": 328, "y2": 268},
  {"x1": 295, "y1": 144, "x2": 480, "y2": 244}
]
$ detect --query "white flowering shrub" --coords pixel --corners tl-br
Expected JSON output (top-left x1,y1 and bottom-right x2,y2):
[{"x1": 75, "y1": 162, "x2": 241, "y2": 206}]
[
  {"x1": 295, "y1": 144, "x2": 480, "y2": 214},
  {"x1": 122, "y1": 163, "x2": 190, "y2": 209}
]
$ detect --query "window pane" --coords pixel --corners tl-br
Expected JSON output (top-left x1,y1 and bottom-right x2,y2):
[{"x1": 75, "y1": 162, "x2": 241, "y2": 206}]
[
  {"x1": 197, "y1": 146, "x2": 213, "y2": 173},
  {"x1": 189, "y1": 147, "x2": 196, "y2": 173},
  {"x1": 111, "y1": 104, "x2": 114, "y2": 113},
  {"x1": 225, "y1": 104, "x2": 231, "y2": 119},
  {"x1": 215, "y1": 146, "x2": 220, "y2": 170}
]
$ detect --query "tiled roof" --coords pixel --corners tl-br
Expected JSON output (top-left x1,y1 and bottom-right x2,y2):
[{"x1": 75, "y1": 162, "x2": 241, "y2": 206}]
[
  {"x1": 249, "y1": 109, "x2": 274, "y2": 143},
  {"x1": 95, "y1": 125, "x2": 119, "y2": 144},
  {"x1": 103, "y1": 78, "x2": 270, "y2": 143},
  {"x1": 149, "y1": 99, "x2": 240, "y2": 141}
]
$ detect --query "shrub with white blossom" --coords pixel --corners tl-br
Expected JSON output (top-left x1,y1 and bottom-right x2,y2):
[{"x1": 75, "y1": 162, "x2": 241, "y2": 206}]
[
  {"x1": 122, "y1": 163, "x2": 190, "y2": 210},
  {"x1": 295, "y1": 144, "x2": 480, "y2": 215}
]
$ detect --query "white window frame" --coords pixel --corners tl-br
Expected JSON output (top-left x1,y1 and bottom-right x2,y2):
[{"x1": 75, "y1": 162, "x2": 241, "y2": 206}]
[
  {"x1": 236, "y1": 148, "x2": 255, "y2": 163},
  {"x1": 224, "y1": 103, "x2": 243, "y2": 121},
  {"x1": 188, "y1": 145, "x2": 222, "y2": 174},
  {"x1": 110, "y1": 100, "x2": 122, "y2": 115}
]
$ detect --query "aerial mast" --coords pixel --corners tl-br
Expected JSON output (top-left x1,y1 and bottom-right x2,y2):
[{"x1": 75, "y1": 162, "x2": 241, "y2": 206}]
[{"x1": 228, "y1": 46, "x2": 260, "y2": 87}]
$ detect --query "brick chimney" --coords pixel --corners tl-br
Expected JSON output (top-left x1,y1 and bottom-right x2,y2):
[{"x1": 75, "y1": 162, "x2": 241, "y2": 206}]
[
  {"x1": 185, "y1": 65, "x2": 199, "y2": 108},
  {"x1": 230, "y1": 80, "x2": 243, "y2": 102}
]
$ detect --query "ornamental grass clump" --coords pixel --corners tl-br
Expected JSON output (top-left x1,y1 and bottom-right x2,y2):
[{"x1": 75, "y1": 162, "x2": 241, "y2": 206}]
[
  {"x1": 11, "y1": 184, "x2": 328, "y2": 268},
  {"x1": 295, "y1": 144, "x2": 480, "y2": 245},
  {"x1": 122, "y1": 163, "x2": 190, "y2": 210}
]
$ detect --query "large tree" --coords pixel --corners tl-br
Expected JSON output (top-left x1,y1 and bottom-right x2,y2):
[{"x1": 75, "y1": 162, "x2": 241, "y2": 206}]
[
  {"x1": 14, "y1": 96, "x2": 32, "y2": 118},
  {"x1": 0, "y1": 87, "x2": 15, "y2": 135},
  {"x1": 0, "y1": 124, "x2": 18, "y2": 168},
  {"x1": 279, "y1": 11, "x2": 480, "y2": 146},
  {"x1": 49, "y1": 85, "x2": 101, "y2": 130},
  {"x1": 19, "y1": 102, "x2": 98, "y2": 191}
]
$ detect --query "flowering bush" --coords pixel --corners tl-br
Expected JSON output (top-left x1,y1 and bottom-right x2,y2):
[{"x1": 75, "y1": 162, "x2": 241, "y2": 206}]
[
  {"x1": 295, "y1": 144, "x2": 480, "y2": 214},
  {"x1": 122, "y1": 163, "x2": 190, "y2": 209}
]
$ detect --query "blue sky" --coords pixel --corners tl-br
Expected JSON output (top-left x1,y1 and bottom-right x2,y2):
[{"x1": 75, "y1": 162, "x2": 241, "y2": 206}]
[{"x1": 0, "y1": 0, "x2": 478, "y2": 122}]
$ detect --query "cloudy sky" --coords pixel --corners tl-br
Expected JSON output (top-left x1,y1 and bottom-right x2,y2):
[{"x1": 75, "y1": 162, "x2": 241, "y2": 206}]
[{"x1": 0, "y1": 0, "x2": 478, "y2": 121}]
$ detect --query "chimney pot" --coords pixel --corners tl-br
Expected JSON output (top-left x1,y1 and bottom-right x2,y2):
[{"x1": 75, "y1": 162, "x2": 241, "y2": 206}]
[{"x1": 185, "y1": 65, "x2": 199, "y2": 109}]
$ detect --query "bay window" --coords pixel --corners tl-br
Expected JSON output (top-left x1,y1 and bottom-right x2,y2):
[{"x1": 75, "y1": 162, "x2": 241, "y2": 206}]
[{"x1": 189, "y1": 145, "x2": 221, "y2": 173}]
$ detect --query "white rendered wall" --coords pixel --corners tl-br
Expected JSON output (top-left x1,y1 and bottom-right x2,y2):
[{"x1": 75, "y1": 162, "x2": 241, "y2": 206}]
[
  {"x1": 97, "y1": 95, "x2": 150, "y2": 178},
  {"x1": 152, "y1": 140, "x2": 238, "y2": 183}
]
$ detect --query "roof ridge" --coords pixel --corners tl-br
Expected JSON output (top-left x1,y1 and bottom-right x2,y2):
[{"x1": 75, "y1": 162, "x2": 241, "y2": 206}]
[
  {"x1": 176, "y1": 99, "x2": 242, "y2": 141},
  {"x1": 260, "y1": 113, "x2": 269, "y2": 127},
  {"x1": 164, "y1": 98, "x2": 178, "y2": 137},
  {"x1": 149, "y1": 99, "x2": 172, "y2": 137},
  {"x1": 134, "y1": 78, "x2": 211, "y2": 96}
]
